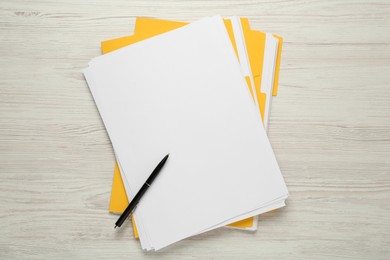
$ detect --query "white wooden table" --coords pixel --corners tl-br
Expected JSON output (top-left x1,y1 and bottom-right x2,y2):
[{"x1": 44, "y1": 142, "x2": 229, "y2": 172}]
[{"x1": 1, "y1": 1, "x2": 389, "y2": 259}]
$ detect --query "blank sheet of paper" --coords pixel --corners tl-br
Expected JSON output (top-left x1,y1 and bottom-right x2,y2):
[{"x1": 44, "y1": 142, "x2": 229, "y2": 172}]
[{"x1": 84, "y1": 16, "x2": 288, "y2": 250}]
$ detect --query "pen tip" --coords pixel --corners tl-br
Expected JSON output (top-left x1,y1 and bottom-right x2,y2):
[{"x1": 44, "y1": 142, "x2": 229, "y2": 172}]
[{"x1": 114, "y1": 225, "x2": 118, "y2": 229}]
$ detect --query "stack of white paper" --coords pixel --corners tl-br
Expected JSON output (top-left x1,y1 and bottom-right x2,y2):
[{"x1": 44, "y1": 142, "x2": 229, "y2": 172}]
[{"x1": 84, "y1": 16, "x2": 288, "y2": 251}]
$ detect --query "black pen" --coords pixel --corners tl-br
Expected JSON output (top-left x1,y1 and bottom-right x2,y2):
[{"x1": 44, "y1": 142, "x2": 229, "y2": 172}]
[{"x1": 114, "y1": 153, "x2": 169, "y2": 229}]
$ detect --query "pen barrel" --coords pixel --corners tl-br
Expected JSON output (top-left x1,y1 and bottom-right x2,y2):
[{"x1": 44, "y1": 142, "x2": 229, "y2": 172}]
[
  {"x1": 115, "y1": 183, "x2": 150, "y2": 228},
  {"x1": 114, "y1": 154, "x2": 168, "y2": 228},
  {"x1": 146, "y1": 154, "x2": 169, "y2": 185},
  {"x1": 130, "y1": 182, "x2": 150, "y2": 206}
]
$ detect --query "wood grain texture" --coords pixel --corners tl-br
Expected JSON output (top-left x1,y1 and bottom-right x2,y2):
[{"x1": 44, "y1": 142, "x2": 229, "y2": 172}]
[{"x1": 0, "y1": 0, "x2": 389, "y2": 259}]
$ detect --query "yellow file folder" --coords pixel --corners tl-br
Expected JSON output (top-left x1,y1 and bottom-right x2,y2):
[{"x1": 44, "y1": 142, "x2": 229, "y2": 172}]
[
  {"x1": 103, "y1": 17, "x2": 283, "y2": 237},
  {"x1": 240, "y1": 18, "x2": 282, "y2": 120}
]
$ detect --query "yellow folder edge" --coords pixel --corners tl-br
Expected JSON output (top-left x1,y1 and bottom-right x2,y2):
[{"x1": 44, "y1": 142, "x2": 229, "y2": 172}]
[
  {"x1": 105, "y1": 17, "x2": 283, "y2": 236},
  {"x1": 272, "y1": 34, "x2": 283, "y2": 96},
  {"x1": 240, "y1": 18, "x2": 267, "y2": 121}
]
